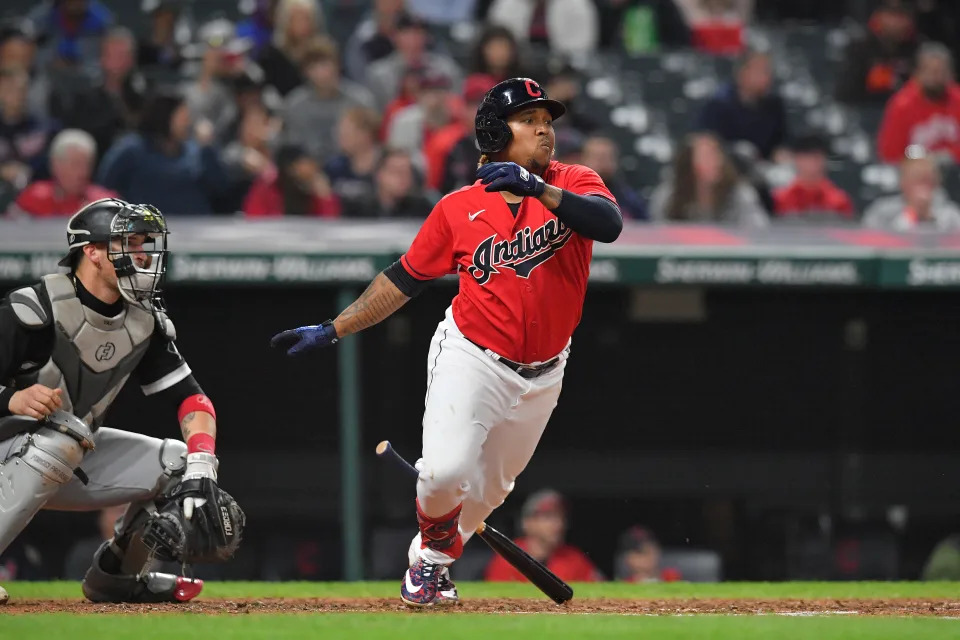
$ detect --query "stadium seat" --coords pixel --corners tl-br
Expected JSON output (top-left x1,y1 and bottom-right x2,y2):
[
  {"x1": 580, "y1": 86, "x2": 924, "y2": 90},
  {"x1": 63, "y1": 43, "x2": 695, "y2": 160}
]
[{"x1": 658, "y1": 549, "x2": 723, "y2": 583}]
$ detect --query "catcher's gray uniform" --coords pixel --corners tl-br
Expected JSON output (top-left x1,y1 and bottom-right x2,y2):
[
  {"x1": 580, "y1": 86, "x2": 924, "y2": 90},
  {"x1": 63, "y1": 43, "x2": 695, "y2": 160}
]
[{"x1": 0, "y1": 274, "x2": 227, "y2": 602}]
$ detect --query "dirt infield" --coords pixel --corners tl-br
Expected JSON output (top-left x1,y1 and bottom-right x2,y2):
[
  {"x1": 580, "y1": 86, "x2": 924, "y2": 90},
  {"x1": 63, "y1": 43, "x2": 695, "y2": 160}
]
[{"x1": 4, "y1": 597, "x2": 960, "y2": 616}]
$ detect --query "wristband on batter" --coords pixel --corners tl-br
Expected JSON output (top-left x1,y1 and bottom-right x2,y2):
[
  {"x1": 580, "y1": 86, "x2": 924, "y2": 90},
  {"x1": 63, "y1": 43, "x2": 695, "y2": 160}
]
[{"x1": 178, "y1": 394, "x2": 217, "y2": 454}]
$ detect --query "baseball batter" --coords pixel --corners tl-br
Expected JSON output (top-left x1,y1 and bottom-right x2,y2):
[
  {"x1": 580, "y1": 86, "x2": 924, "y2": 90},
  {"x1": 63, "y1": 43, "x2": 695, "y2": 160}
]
[
  {"x1": 272, "y1": 77, "x2": 622, "y2": 606},
  {"x1": 0, "y1": 199, "x2": 244, "y2": 605}
]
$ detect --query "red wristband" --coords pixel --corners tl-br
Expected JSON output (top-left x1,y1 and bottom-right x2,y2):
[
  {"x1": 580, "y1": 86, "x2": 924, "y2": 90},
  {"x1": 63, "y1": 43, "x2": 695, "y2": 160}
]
[
  {"x1": 187, "y1": 432, "x2": 216, "y2": 454},
  {"x1": 178, "y1": 394, "x2": 216, "y2": 424}
]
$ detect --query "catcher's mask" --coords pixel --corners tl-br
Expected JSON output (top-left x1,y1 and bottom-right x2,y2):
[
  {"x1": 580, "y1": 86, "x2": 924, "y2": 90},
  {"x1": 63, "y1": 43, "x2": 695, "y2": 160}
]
[{"x1": 108, "y1": 204, "x2": 169, "y2": 312}]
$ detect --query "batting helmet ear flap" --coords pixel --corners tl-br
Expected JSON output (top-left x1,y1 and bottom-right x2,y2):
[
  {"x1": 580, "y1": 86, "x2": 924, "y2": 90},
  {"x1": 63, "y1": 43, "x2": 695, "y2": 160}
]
[{"x1": 475, "y1": 104, "x2": 513, "y2": 154}]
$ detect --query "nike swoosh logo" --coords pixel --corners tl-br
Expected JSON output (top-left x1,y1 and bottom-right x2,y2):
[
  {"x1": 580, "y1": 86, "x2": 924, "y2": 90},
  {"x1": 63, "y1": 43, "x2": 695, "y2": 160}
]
[
  {"x1": 405, "y1": 570, "x2": 423, "y2": 593},
  {"x1": 468, "y1": 209, "x2": 486, "y2": 221}
]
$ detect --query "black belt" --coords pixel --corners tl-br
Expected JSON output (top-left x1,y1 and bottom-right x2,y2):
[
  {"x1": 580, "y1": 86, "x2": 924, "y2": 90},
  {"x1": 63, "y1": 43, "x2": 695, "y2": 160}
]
[{"x1": 465, "y1": 337, "x2": 561, "y2": 379}]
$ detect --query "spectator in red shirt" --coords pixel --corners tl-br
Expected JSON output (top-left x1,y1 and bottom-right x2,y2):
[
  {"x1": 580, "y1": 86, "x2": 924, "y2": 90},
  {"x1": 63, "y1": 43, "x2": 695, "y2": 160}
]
[
  {"x1": 8, "y1": 128, "x2": 116, "y2": 217},
  {"x1": 243, "y1": 143, "x2": 340, "y2": 217},
  {"x1": 485, "y1": 489, "x2": 602, "y2": 583},
  {"x1": 773, "y1": 134, "x2": 854, "y2": 218},
  {"x1": 877, "y1": 43, "x2": 960, "y2": 164}
]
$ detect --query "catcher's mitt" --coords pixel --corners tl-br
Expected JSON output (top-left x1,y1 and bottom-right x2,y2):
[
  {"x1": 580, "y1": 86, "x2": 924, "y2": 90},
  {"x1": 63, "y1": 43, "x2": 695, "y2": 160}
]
[{"x1": 143, "y1": 477, "x2": 245, "y2": 564}]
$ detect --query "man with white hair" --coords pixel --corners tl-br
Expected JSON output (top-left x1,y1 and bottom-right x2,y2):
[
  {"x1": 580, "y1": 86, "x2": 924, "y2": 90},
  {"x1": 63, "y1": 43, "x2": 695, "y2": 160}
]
[{"x1": 7, "y1": 129, "x2": 117, "y2": 217}]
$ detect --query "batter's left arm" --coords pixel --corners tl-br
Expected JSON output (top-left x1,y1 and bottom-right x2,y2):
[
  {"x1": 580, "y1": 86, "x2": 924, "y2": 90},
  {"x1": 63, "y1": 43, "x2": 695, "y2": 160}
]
[{"x1": 538, "y1": 185, "x2": 623, "y2": 243}]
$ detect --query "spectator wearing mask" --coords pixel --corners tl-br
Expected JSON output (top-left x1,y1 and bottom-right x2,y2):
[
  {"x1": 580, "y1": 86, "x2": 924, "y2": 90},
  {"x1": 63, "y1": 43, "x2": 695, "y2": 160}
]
[
  {"x1": 236, "y1": 0, "x2": 278, "y2": 56},
  {"x1": 280, "y1": 37, "x2": 375, "y2": 163},
  {"x1": 137, "y1": 0, "x2": 185, "y2": 71},
  {"x1": 365, "y1": 13, "x2": 462, "y2": 110},
  {"x1": 344, "y1": 0, "x2": 405, "y2": 82},
  {"x1": 325, "y1": 106, "x2": 381, "y2": 204},
  {"x1": 258, "y1": 0, "x2": 326, "y2": 96},
  {"x1": 50, "y1": 27, "x2": 145, "y2": 161},
  {"x1": 429, "y1": 74, "x2": 495, "y2": 193},
  {"x1": 649, "y1": 132, "x2": 767, "y2": 226},
  {"x1": 387, "y1": 72, "x2": 457, "y2": 156},
  {"x1": 28, "y1": 0, "x2": 113, "y2": 75},
  {"x1": 469, "y1": 25, "x2": 522, "y2": 83},
  {"x1": 97, "y1": 90, "x2": 229, "y2": 214},
  {"x1": 183, "y1": 19, "x2": 248, "y2": 144},
  {"x1": 8, "y1": 128, "x2": 116, "y2": 217},
  {"x1": 835, "y1": 0, "x2": 917, "y2": 105},
  {"x1": 695, "y1": 47, "x2": 785, "y2": 162},
  {"x1": 343, "y1": 147, "x2": 433, "y2": 217},
  {"x1": 862, "y1": 154, "x2": 960, "y2": 230},
  {"x1": 773, "y1": 134, "x2": 854, "y2": 219},
  {"x1": 580, "y1": 134, "x2": 647, "y2": 219},
  {"x1": 485, "y1": 489, "x2": 602, "y2": 583},
  {"x1": 487, "y1": 0, "x2": 599, "y2": 57},
  {"x1": 220, "y1": 99, "x2": 279, "y2": 212},
  {"x1": 877, "y1": 43, "x2": 960, "y2": 164},
  {"x1": 0, "y1": 67, "x2": 54, "y2": 205},
  {"x1": 614, "y1": 526, "x2": 664, "y2": 582},
  {"x1": 243, "y1": 144, "x2": 340, "y2": 217}
]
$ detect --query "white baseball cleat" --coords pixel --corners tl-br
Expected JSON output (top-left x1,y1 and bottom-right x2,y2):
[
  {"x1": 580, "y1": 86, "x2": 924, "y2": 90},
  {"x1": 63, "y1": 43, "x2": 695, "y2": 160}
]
[{"x1": 0, "y1": 585, "x2": 8, "y2": 604}]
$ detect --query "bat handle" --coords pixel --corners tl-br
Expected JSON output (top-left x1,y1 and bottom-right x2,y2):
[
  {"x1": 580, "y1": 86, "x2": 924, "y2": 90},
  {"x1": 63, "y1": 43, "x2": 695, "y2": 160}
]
[{"x1": 376, "y1": 440, "x2": 420, "y2": 480}]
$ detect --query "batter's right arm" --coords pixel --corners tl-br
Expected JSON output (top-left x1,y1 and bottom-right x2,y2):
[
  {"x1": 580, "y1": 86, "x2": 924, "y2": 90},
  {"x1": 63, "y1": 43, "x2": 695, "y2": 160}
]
[{"x1": 270, "y1": 272, "x2": 410, "y2": 356}]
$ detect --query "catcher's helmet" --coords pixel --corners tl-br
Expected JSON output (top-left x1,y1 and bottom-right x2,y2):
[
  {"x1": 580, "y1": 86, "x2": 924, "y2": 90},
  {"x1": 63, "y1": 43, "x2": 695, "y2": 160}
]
[
  {"x1": 59, "y1": 198, "x2": 133, "y2": 267},
  {"x1": 475, "y1": 77, "x2": 566, "y2": 154},
  {"x1": 59, "y1": 198, "x2": 170, "y2": 312}
]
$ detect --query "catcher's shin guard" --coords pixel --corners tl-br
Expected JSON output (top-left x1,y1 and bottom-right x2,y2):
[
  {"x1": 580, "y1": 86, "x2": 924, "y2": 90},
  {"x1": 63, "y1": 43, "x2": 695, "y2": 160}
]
[
  {"x1": 0, "y1": 413, "x2": 93, "y2": 555},
  {"x1": 81, "y1": 541, "x2": 202, "y2": 603}
]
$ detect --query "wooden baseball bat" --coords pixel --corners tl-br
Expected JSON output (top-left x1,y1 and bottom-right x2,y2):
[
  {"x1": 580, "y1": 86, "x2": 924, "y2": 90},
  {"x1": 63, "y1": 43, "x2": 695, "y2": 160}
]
[{"x1": 375, "y1": 440, "x2": 574, "y2": 604}]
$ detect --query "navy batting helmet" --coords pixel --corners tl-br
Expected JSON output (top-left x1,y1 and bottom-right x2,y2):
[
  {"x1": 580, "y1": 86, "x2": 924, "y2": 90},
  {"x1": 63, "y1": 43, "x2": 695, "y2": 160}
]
[{"x1": 475, "y1": 77, "x2": 566, "y2": 154}]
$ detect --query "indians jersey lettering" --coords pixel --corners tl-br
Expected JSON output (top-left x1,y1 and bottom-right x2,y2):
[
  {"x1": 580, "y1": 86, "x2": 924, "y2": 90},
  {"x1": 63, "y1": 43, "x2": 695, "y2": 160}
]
[{"x1": 400, "y1": 161, "x2": 616, "y2": 363}]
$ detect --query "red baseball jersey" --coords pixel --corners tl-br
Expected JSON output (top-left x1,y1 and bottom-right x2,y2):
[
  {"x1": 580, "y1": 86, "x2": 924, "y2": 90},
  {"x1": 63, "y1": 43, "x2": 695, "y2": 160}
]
[{"x1": 399, "y1": 160, "x2": 616, "y2": 364}]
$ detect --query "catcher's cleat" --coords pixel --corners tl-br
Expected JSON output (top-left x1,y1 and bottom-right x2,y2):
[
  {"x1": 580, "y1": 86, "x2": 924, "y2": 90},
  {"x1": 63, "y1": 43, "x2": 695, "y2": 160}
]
[
  {"x1": 81, "y1": 541, "x2": 204, "y2": 603},
  {"x1": 400, "y1": 558, "x2": 443, "y2": 607}
]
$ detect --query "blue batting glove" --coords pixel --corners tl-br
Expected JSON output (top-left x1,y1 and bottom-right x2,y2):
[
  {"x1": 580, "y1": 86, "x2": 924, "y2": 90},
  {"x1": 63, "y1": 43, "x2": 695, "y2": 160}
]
[
  {"x1": 270, "y1": 320, "x2": 339, "y2": 356},
  {"x1": 476, "y1": 161, "x2": 546, "y2": 198}
]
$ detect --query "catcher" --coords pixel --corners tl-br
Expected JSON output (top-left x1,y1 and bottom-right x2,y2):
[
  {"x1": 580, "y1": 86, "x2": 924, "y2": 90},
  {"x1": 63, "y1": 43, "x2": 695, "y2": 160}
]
[{"x1": 0, "y1": 198, "x2": 244, "y2": 604}]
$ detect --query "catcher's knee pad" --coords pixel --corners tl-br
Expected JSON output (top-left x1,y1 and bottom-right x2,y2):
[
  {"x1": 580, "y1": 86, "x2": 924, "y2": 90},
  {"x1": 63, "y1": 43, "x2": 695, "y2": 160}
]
[
  {"x1": 0, "y1": 412, "x2": 93, "y2": 554},
  {"x1": 81, "y1": 541, "x2": 203, "y2": 603}
]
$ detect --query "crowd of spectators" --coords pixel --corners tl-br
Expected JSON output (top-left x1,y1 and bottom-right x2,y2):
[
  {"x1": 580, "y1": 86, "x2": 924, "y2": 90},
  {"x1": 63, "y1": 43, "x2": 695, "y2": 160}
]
[{"x1": 2, "y1": 0, "x2": 960, "y2": 232}]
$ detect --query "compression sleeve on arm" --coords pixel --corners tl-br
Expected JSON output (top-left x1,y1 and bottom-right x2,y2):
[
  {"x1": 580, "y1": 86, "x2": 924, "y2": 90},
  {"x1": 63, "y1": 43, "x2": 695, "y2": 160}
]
[
  {"x1": 384, "y1": 260, "x2": 430, "y2": 297},
  {"x1": 552, "y1": 192, "x2": 624, "y2": 243},
  {"x1": 153, "y1": 373, "x2": 205, "y2": 416}
]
